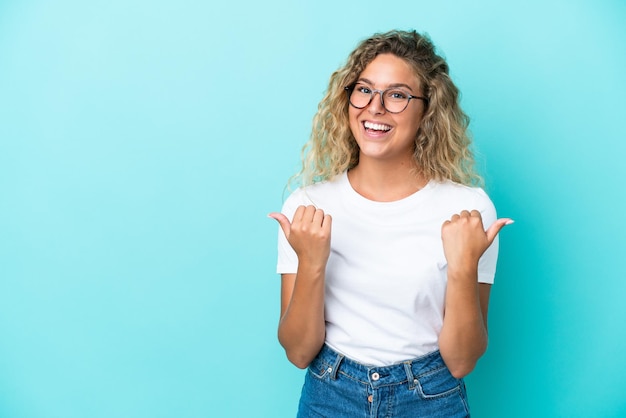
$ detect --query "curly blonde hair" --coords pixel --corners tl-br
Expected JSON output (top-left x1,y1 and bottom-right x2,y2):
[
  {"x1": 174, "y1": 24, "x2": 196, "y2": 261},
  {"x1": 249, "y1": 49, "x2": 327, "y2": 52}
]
[{"x1": 290, "y1": 29, "x2": 482, "y2": 189}]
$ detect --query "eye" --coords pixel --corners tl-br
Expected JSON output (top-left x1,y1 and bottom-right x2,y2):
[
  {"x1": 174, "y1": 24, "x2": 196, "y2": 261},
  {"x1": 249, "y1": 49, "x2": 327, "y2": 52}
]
[
  {"x1": 386, "y1": 89, "x2": 409, "y2": 100},
  {"x1": 355, "y1": 84, "x2": 372, "y2": 94}
]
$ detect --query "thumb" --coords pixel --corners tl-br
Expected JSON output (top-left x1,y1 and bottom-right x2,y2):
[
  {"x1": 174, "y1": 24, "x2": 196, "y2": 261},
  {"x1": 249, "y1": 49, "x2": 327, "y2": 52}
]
[
  {"x1": 485, "y1": 218, "x2": 514, "y2": 244},
  {"x1": 268, "y1": 212, "x2": 291, "y2": 238}
]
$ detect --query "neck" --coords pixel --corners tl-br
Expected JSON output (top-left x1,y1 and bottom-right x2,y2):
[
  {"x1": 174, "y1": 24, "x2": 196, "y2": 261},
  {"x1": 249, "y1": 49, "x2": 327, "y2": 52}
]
[{"x1": 348, "y1": 156, "x2": 427, "y2": 202}]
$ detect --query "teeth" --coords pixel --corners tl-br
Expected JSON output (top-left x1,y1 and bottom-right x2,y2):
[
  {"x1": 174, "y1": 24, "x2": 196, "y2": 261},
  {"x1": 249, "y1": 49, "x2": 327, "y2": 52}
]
[{"x1": 364, "y1": 121, "x2": 391, "y2": 131}]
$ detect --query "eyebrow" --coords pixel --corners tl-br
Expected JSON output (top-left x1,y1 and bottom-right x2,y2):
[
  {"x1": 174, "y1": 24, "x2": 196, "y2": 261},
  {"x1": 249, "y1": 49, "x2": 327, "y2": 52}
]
[{"x1": 356, "y1": 78, "x2": 415, "y2": 92}]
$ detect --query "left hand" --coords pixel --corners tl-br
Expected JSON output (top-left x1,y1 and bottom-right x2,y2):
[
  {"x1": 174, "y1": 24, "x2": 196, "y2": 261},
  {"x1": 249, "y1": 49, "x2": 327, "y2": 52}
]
[{"x1": 441, "y1": 210, "x2": 513, "y2": 273}]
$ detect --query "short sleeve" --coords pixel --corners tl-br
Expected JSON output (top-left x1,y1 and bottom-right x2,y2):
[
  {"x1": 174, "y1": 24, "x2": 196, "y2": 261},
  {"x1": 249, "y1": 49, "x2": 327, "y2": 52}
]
[
  {"x1": 276, "y1": 188, "x2": 309, "y2": 274},
  {"x1": 476, "y1": 189, "x2": 499, "y2": 284}
]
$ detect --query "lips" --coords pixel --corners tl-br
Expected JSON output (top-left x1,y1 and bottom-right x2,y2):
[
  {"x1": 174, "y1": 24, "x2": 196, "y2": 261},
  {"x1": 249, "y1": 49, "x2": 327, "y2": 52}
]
[{"x1": 363, "y1": 121, "x2": 392, "y2": 132}]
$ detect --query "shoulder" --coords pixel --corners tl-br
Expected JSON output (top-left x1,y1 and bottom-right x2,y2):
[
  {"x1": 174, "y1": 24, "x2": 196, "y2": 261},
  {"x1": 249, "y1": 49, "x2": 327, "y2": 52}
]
[
  {"x1": 281, "y1": 173, "x2": 345, "y2": 214},
  {"x1": 432, "y1": 180, "x2": 492, "y2": 201},
  {"x1": 430, "y1": 180, "x2": 496, "y2": 213}
]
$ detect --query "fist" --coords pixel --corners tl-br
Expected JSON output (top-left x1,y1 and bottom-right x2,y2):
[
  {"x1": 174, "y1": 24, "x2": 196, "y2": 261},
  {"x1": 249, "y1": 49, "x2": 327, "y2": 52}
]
[
  {"x1": 441, "y1": 210, "x2": 512, "y2": 271},
  {"x1": 269, "y1": 205, "x2": 332, "y2": 268}
]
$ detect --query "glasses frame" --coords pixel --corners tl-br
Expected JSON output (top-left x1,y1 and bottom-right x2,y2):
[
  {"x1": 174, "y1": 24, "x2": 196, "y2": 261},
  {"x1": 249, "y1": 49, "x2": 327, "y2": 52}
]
[{"x1": 344, "y1": 84, "x2": 429, "y2": 114}]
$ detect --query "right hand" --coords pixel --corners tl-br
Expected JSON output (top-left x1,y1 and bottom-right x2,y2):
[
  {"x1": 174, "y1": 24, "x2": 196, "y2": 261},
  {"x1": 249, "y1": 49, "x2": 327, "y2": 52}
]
[{"x1": 269, "y1": 205, "x2": 332, "y2": 268}]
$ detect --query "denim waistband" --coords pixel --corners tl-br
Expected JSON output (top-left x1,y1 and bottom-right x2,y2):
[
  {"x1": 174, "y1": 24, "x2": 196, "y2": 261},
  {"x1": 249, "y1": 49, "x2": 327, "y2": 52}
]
[{"x1": 309, "y1": 345, "x2": 449, "y2": 390}]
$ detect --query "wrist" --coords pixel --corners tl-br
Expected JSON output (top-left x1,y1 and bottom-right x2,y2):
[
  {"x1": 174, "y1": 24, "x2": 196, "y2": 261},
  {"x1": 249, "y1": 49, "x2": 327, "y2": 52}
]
[
  {"x1": 297, "y1": 259, "x2": 327, "y2": 278},
  {"x1": 446, "y1": 263, "x2": 479, "y2": 283}
]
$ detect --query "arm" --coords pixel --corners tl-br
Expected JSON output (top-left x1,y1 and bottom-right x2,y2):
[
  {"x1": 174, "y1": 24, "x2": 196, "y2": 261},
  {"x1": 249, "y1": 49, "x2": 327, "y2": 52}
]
[
  {"x1": 438, "y1": 210, "x2": 512, "y2": 378},
  {"x1": 270, "y1": 206, "x2": 331, "y2": 369}
]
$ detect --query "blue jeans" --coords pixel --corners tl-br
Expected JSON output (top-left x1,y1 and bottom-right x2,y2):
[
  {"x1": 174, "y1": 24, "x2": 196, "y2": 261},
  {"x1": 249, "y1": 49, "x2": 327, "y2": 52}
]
[{"x1": 297, "y1": 345, "x2": 470, "y2": 417}]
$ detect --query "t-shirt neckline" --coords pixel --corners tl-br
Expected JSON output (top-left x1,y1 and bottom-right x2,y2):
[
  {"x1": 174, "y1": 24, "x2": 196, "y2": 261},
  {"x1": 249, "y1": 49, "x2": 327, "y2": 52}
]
[{"x1": 339, "y1": 171, "x2": 436, "y2": 209}]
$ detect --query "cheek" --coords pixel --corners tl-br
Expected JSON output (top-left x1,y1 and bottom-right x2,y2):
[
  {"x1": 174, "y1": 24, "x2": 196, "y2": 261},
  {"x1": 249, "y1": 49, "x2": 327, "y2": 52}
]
[
  {"x1": 348, "y1": 109, "x2": 361, "y2": 134},
  {"x1": 410, "y1": 119, "x2": 422, "y2": 135},
  {"x1": 404, "y1": 111, "x2": 423, "y2": 135}
]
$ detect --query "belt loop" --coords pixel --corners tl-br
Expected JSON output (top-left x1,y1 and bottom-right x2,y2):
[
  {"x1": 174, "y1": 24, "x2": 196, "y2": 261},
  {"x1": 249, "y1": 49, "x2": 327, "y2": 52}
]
[
  {"x1": 403, "y1": 361, "x2": 416, "y2": 390},
  {"x1": 328, "y1": 351, "x2": 344, "y2": 380}
]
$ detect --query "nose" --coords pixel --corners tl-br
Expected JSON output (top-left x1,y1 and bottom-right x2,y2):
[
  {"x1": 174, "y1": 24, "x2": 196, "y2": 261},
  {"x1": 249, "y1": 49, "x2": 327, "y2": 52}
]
[{"x1": 367, "y1": 91, "x2": 386, "y2": 114}]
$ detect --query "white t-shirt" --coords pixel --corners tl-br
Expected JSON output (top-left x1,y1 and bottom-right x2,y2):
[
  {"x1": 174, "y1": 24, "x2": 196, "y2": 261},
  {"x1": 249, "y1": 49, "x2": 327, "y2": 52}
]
[{"x1": 276, "y1": 171, "x2": 499, "y2": 366}]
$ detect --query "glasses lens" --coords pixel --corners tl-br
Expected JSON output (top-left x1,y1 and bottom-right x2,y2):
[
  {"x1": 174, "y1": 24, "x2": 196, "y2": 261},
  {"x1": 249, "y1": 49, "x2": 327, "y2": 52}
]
[
  {"x1": 348, "y1": 85, "x2": 410, "y2": 113},
  {"x1": 349, "y1": 85, "x2": 372, "y2": 108},
  {"x1": 383, "y1": 89, "x2": 410, "y2": 113}
]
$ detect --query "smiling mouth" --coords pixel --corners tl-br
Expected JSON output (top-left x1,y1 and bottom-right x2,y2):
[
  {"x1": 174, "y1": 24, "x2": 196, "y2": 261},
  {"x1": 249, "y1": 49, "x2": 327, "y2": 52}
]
[{"x1": 363, "y1": 121, "x2": 392, "y2": 132}]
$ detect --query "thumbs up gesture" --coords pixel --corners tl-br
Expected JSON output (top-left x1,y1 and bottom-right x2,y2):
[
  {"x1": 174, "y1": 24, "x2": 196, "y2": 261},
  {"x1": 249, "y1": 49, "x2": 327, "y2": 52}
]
[
  {"x1": 441, "y1": 210, "x2": 513, "y2": 273},
  {"x1": 269, "y1": 205, "x2": 332, "y2": 270}
]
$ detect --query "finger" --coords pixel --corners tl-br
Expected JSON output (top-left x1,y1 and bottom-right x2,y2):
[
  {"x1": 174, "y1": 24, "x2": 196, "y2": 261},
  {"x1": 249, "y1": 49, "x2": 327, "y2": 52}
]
[
  {"x1": 312, "y1": 208, "x2": 325, "y2": 225},
  {"x1": 303, "y1": 205, "x2": 318, "y2": 222},
  {"x1": 485, "y1": 218, "x2": 514, "y2": 244},
  {"x1": 292, "y1": 205, "x2": 307, "y2": 222},
  {"x1": 268, "y1": 212, "x2": 292, "y2": 238},
  {"x1": 322, "y1": 214, "x2": 332, "y2": 231},
  {"x1": 313, "y1": 209, "x2": 324, "y2": 226},
  {"x1": 470, "y1": 209, "x2": 481, "y2": 218},
  {"x1": 459, "y1": 210, "x2": 471, "y2": 218}
]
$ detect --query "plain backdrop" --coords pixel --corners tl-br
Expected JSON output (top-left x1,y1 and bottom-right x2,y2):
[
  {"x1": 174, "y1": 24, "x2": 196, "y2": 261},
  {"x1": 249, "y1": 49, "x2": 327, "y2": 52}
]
[{"x1": 1, "y1": 0, "x2": 625, "y2": 417}]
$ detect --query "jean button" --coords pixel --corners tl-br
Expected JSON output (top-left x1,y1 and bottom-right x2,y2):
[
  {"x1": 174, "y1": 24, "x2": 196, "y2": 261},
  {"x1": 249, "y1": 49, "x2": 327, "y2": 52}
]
[{"x1": 371, "y1": 372, "x2": 380, "y2": 381}]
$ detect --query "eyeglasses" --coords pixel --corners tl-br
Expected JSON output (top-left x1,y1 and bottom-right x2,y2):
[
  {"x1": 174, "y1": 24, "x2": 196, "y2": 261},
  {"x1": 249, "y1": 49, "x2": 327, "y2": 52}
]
[{"x1": 344, "y1": 83, "x2": 428, "y2": 114}]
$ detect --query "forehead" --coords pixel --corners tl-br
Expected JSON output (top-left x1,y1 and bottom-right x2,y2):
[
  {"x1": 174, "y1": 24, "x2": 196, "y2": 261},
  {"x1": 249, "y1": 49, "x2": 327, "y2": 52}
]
[{"x1": 358, "y1": 53, "x2": 420, "y2": 90}]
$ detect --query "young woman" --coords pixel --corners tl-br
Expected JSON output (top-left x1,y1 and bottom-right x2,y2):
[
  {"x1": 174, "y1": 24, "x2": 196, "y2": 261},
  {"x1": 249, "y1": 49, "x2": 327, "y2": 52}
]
[{"x1": 269, "y1": 29, "x2": 512, "y2": 417}]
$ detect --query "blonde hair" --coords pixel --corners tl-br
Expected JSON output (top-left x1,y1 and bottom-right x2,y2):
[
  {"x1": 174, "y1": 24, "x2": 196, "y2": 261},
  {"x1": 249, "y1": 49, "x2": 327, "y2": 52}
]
[{"x1": 290, "y1": 29, "x2": 482, "y2": 189}]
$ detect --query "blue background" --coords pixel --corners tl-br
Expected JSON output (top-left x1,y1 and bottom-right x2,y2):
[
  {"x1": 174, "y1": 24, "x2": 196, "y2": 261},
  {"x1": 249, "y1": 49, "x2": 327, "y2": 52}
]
[{"x1": 1, "y1": 0, "x2": 625, "y2": 417}]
